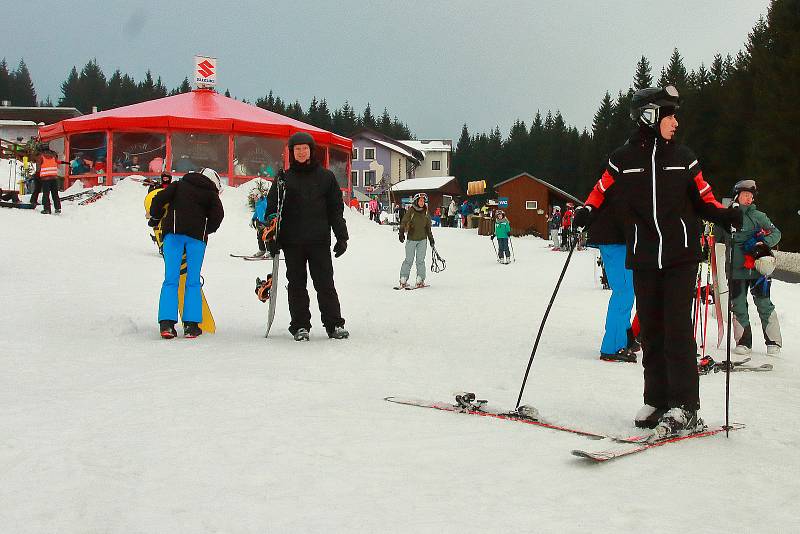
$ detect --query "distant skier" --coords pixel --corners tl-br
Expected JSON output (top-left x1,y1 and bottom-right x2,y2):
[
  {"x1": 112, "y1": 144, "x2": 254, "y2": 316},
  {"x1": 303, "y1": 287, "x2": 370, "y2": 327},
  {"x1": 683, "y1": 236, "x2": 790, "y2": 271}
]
[
  {"x1": 726, "y1": 179, "x2": 782, "y2": 355},
  {"x1": 264, "y1": 131, "x2": 349, "y2": 341},
  {"x1": 573, "y1": 85, "x2": 742, "y2": 436},
  {"x1": 493, "y1": 210, "x2": 512, "y2": 264},
  {"x1": 369, "y1": 196, "x2": 379, "y2": 223},
  {"x1": 447, "y1": 198, "x2": 458, "y2": 227},
  {"x1": 548, "y1": 206, "x2": 562, "y2": 248},
  {"x1": 560, "y1": 203, "x2": 574, "y2": 249},
  {"x1": 250, "y1": 191, "x2": 269, "y2": 258},
  {"x1": 149, "y1": 168, "x2": 224, "y2": 339},
  {"x1": 398, "y1": 192, "x2": 435, "y2": 288}
]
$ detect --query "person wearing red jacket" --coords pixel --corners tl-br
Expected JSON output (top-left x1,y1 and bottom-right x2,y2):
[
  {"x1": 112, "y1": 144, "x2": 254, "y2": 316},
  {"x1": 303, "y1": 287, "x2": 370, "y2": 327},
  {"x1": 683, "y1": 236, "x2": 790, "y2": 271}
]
[
  {"x1": 572, "y1": 86, "x2": 741, "y2": 437},
  {"x1": 560, "y1": 202, "x2": 574, "y2": 250}
]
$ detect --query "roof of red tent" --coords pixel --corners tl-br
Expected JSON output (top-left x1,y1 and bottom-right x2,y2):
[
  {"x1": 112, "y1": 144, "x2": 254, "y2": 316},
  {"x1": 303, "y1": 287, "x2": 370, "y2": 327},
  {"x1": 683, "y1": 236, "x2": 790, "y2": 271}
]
[{"x1": 38, "y1": 89, "x2": 351, "y2": 150}]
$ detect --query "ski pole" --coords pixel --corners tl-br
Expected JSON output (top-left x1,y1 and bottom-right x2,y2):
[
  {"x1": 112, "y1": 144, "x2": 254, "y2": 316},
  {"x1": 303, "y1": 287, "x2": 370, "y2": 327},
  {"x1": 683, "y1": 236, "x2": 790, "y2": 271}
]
[
  {"x1": 509, "y1": 235, "x2": 515, "y2": 262},
  {"x1": 514, "y1": 230, "x2": 579, "y2": 409},
  {"x1": 490, "y1": 235, "x2": 498, "y2": 259}
]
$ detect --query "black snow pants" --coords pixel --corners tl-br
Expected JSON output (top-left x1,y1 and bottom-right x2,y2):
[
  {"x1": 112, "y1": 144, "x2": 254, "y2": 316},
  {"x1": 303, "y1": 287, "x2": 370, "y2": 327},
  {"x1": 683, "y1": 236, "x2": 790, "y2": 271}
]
[
  {"x1": 41, "y1": 180, "x2": 61, "y2": 211},
  {"x1": 633, "y1": 263, "x2": 699, "y2": 411},
  {"x1": 282, "y1": 243, "x2": 345, "y2": 334}
]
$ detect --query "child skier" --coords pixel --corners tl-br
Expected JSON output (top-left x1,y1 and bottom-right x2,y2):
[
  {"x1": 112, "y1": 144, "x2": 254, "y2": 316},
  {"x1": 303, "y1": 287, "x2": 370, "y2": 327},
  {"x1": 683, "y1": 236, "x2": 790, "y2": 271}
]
[
  {"x1": 398, "y1": 192, "x2": 435, "y2": 288},
  {"x1": 251, "y1": 192, "x2": 269, "y2": 257},
  {"x1": 493, "y1": 210, "x2": 512, "y2": 264}
]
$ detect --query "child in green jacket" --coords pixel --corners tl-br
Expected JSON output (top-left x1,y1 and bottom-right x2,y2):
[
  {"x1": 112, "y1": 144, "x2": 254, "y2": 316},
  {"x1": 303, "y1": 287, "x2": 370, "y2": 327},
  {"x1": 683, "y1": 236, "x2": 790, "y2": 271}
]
[{"x1": 493, "y1": 210, "x2": 512, "y2": 264}]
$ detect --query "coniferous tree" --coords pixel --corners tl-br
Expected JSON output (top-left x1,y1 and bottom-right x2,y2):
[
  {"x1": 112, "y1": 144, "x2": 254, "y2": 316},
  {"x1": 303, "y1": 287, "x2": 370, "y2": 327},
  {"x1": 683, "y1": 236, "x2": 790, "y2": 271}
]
[
  {"x1": 59, "y1": 66, "x2": 80, "y2": 107},
  {"x1": 659, "y1": 48, "x2": 690, "y2": 94},
  {"x1": 361, "y1": 103, "x2": 376, "y2": 129},
  {"x1": 0, "y1": 59, "x2": 12, "y2": 103},
  {"x1": 633, "y1": 56, "x2": 653, "y2": 90},
  {"x1": 10, "y1": 59, "x2": 37, "y2": 106}
]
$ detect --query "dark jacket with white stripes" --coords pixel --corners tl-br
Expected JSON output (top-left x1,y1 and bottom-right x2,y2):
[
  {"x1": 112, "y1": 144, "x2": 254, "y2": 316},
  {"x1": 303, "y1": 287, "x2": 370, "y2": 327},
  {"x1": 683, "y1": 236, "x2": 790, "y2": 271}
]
[
  {"x1": 149, "y1": 172, "x2": 225, "y2": 243},
  {"x1": 584, "y1": 128, "x2": 740, "y2": 270}
]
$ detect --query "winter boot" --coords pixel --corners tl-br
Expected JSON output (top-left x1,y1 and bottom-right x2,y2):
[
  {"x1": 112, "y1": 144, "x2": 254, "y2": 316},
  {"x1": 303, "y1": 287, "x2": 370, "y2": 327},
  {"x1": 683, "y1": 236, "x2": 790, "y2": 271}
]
[
  {"x1": 327, "y1": 326, "x2": 350, "y2": 339},
  {"x1": 415, "y1": 276, "x2": 425, "y2": 288},
  {"x1": 652, "y1": 407, "x2": 705, "y2": 440},
  {"x1": 293, "y1": 328, "x2": 310, "y2": 342},
  {"x1": 159, "y1": 320, "x2": 177, "y2": 339},
  {"x1": 734, "y1": 324, "x2": 752, "y2": 355},
  {"x1": 183, "y1": 322, "x2": 202, "y2": 338},
  {"x1": 398, "y1": 277, "x2": 408, "y2": 289},
  {"x1": 599, "y1": 348, "x2": 637, "y2": 363},
  {"x1": 766, "y1": 343, "x2": 781, "y2": 356},
  {"x1": 54, "y1": 209, "x2": 61, "y2": 214},
  {"x1": 635, "y1": 405, "x2": 668, "y2": 429},
  {"x1": 627, "y1": 328, "x2": 642, "y2": 353},
  {"x1": 253, "y1": 250, "x2": 267, "y2": 258},
  {"x1": 41, "y1": 208, "x2": 51, "y2": 215}
]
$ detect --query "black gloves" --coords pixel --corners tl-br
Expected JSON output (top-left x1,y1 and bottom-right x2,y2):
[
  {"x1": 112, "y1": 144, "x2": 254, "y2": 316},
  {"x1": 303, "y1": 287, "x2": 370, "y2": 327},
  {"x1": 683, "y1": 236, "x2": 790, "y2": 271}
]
[
  {"x1": 399, "y1": 232, "x2": 405, "y2": 243},
  {"x1": 725, "y1": 206, "x2": 743, "y2": 230},
  {"x1": 267, "y1": 239, "x2": 280, "y2": 256},
  {"x1": 147, "y1": 217, "x2": 160, "y2": 228},
  {"x1": 572, "y1": 206, "x2": 591, "y2": 229},
  {"x1": 333, "y1": 240, "x2": 347, "y2": 258}
]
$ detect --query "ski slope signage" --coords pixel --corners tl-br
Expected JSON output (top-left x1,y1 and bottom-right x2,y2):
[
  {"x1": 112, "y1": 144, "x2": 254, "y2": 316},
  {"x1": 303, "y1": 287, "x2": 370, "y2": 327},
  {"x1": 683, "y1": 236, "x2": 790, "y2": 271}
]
[{"x1": 194, "y1": 55, "x2": 217, "y2": 88}]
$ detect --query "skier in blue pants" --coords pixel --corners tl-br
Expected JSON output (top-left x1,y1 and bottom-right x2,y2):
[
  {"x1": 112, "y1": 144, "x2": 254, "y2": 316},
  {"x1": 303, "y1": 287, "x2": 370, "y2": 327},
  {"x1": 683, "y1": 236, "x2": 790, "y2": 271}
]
[{"x1": 598, "y1": 244, "x2": 635, "y2": 360}]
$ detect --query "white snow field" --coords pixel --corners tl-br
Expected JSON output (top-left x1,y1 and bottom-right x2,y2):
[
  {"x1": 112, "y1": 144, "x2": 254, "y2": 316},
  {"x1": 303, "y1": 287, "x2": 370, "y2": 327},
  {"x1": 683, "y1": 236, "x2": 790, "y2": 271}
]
[{"x1": 1, "y1": 179, "x2": 798, "y2": 533}]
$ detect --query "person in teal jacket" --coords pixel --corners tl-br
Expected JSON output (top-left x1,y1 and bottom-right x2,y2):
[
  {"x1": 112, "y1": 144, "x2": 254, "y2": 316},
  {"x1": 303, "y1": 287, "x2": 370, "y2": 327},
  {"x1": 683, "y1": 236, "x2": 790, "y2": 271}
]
[
  {"x1": 728, "y1": 179, "x2": 782, "y2": 355},
  {"x1": 493, "y1": 210, "x2": 512, "y2": 264}
]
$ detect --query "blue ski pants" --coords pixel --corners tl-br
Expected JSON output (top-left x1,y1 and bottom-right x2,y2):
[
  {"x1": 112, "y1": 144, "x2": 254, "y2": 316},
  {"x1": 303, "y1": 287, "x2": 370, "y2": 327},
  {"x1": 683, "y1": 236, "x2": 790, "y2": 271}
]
[
  {"x1": 599, "y1": 244, "x2": 635, "y2": 354},
  {"x1": 497, "y1": 237, "x2": 510, "y2": 259},
  {"x1": 158, "y1": 233, "x2": 206, "y2": 323}
]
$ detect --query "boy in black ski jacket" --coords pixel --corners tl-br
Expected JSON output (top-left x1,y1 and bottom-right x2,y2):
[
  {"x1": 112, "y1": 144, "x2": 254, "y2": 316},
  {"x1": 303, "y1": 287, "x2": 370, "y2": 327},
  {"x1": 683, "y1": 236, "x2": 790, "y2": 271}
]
[
  {"x1": 573, "y1": 86, "x2": 742, "y2": 436},
  {"x1": 265, "y1": 131, "x2": 349, "y2": 341}
]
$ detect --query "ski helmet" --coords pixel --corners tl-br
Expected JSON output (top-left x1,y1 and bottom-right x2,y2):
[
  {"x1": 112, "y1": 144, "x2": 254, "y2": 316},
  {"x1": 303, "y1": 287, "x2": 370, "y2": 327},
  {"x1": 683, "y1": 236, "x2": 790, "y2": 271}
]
[
  {"x1": 733, "y1": 179, "x2": 757, "y2": 201},
  {"x1": 553, "y1": 205, "x2": 561, "y2": 212},
  {"x1": 200, "y1": 167, "x2": 223, "y2": 193},
  {"x1": 751, "y1": 241, "x2": 775, "y2": 275},
  {"x1": 630, "y1": 85, "x2": 680, "y2": 129},
  {"x1": 288, "y1": 131, "x2": 316, "y2": 149},
  {"x1": 412, "y1": 192, "x2": 428, "y2": 205},
  {"x1": 495, "y1": 209, "x2": 506, "y2": 219}
]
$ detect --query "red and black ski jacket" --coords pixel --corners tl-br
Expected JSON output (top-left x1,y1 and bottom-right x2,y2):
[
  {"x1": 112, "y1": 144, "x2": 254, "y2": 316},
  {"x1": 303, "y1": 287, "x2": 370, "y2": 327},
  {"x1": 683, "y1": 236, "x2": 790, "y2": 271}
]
[{"x1": 584, "y1": 128, "x2": 739, "y2": 270}]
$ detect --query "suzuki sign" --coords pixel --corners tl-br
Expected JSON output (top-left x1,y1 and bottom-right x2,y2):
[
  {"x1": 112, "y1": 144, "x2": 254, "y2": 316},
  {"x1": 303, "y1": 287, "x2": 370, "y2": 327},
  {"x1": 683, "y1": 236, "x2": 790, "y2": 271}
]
[{"x1": 194, "y1": 55, "x2": 217, "y2": 88}]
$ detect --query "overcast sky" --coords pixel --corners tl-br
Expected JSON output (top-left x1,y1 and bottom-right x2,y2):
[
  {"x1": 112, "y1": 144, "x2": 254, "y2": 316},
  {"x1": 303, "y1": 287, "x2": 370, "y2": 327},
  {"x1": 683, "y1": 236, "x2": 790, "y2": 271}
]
[{"x1": 3, "y1": 0, "x2": 770, "y2": 141}]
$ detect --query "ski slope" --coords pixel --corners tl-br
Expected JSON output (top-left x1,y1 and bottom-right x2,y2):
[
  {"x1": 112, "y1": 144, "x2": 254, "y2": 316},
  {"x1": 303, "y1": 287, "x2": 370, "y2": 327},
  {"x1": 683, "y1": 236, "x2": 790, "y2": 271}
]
[{"x1": 1, "y1": 179, "x2": 798, "y2": 533}]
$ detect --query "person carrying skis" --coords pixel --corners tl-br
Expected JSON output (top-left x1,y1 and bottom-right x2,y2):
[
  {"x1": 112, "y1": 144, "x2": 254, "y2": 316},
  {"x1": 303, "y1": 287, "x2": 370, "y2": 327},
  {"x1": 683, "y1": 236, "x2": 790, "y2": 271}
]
[
  {"x1": 398, "y1": 192, "x2": 435, "y2": 288},
  {"x1": 726, "y1": 179, "x2": 782, "y2": 355},
  {"x1": 250, "y1": 191, "x2": 269, "y2": 258},
  {"x1": 580, "y1": 175, "x2": 638, "y2": 363},
  {"x1": 265, "y1": 131, "x2": 349, "y2": 341},
  {"x1": 492, "y1": 210, "x2": 512, "y2": 264},
  {"x1": 149, "y1": 168, "x2": 225, "y2": 339},
  {"x1": 572, "y1": 85, "x2": 742, "y2": 435}
]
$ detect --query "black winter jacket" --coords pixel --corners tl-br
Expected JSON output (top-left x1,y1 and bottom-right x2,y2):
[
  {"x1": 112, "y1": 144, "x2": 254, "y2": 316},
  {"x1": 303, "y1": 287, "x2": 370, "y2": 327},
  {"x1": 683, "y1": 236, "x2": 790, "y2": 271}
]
[
  {"x1": 149, "y1": 172, "x2": 224, "y2": 243},
  {"x1": 266, "y1": 162, "x2": 348, "y2": 246},
  {"x1": 585, "y1": 128, "x2": 740, "y2": 270}
]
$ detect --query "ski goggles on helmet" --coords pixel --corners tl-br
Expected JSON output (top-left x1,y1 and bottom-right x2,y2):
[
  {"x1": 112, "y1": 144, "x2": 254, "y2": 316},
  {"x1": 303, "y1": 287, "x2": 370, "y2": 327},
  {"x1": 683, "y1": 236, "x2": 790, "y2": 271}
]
[
  {"x1": 631, "y1": 85, "x2": 681, "y2": 127},
  {"x1": 412, "y1": 192, "x2": 428, "y2": 204}
]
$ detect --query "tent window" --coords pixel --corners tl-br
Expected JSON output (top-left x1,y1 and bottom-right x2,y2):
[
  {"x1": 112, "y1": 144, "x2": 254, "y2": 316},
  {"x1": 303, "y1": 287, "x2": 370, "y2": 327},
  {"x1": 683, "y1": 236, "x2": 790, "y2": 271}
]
[
  {"x1": 112, "y1": 132, "x2": 166, "y2": 174},
  {"x1": 328, "y1": 149, "x2": 350, "y2": 189},
  {"x1": 233, "y1": 136, "x2": 284, "y2": 177},
  {"x1": 170, "y1": 132, "x2": 228, "y2": 176}
]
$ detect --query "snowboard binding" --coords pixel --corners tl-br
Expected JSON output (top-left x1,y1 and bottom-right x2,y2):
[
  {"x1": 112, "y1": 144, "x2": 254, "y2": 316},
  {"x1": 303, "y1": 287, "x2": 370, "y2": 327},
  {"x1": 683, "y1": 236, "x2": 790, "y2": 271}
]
[
  {"x1": 454, "y1": 392, "x2": 487, "y2": 412},
  {"x1": 255, "y1": 275, "x2": 273, "y2": 302}
]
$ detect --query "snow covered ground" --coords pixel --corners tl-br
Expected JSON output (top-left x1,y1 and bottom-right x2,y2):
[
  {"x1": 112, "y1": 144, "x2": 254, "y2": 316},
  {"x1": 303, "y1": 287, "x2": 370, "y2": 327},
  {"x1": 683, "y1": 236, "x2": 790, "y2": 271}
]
[{"x1": 2, "y1": 179, "x2": 798, "y2": 533}]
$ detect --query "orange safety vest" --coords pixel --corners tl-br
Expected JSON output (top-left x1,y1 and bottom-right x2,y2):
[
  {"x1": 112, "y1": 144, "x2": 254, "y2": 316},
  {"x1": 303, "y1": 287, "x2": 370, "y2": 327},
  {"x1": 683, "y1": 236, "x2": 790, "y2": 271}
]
[{"x1": 39, "y1": 155, "x2": 59, "y2": 178}]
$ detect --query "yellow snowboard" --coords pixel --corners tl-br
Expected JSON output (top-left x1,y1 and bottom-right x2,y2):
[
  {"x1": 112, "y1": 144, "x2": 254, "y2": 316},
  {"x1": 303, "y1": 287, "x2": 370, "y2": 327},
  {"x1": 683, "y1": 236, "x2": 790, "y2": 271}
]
[{"x1": 145, "y1": 189, "x2": 216, "y2": 333}]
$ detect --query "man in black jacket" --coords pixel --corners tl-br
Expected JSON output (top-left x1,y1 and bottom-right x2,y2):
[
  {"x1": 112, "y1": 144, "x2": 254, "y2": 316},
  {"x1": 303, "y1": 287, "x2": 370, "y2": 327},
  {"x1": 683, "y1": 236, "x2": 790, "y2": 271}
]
[
  {"x1": 150, "y1": 168, "x2": 224, "y2": 339},
  {"x1": 266, "y1": 132, "x2": 349, "y2": 341},
  {"x1": 573, "y1": 86, "x2": 742, "y2": 436}
]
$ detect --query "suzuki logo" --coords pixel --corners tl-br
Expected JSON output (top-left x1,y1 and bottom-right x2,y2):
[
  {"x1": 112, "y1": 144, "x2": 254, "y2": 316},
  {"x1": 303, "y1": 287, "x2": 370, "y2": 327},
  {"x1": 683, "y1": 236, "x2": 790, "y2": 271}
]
[{"x1": 197, "y1": 60, "x2": 215, "y2": 78}]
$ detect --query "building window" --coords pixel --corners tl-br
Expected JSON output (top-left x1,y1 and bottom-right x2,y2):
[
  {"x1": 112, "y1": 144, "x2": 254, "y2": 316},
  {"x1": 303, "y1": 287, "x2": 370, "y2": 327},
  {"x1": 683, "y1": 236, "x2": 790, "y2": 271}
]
[
  {"x1": 431, "y1": 160, "x2": 441, "y2": 171},
  {"x1": 364, "y1": 170, "x2": 376, "y2": 186},
  {"x1": 525, "y1": 200, "x2": 538, "y2": 210},
  {"x1": 364, "y1": 147, "x2": 375, "y2": 160},
  {"x1": 351, "y1": 170, "x2": 359, "y2": 187},
  {"x1": 352, "y1": 147, "x2": 358, "y2": 160}
]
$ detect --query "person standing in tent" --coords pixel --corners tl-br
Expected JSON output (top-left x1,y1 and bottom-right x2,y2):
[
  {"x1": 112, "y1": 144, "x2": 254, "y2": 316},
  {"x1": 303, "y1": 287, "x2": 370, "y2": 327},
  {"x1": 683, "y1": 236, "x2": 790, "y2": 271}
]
[
  {"x1": 492, "y1": 210, "x2": 512, "y2": 264},
  {"x1": 572, "y1": 85, "x2": 741, "y2": 436},
  {"x1": 727, "y1": 179, "x2": 782, "y2": 356},
  {"x1": 398, "y1": 192, "x2": 435, "y2": 288},
  {"x1": 265, "y1": 132, "x2": 349, "y2": 341},
  {"x1": 149, "y1": 168, "x2": 224, "y2": 339}
]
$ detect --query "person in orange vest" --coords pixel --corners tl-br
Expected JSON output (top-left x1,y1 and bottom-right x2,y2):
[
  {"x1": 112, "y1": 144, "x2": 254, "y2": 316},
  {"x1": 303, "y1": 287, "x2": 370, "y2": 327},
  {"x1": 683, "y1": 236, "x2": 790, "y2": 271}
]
[{"x1": 36, "y1": 148, "x2": 63, "y2": 214}]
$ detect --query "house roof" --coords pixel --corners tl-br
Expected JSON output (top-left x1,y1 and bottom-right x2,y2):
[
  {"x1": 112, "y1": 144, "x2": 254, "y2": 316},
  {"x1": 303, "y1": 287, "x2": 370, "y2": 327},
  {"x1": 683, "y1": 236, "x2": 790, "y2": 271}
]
[
  {"x1": 350, "y1": 128, "x2": 424, "y2": 163},
  {"x1": 399, "y1": 140, "x2": 452, "y2": 153},
  {"x1": 390, "y1": 176, "x2": 459, "y2": 192},
  {"x1": 38, "y1": 90, "x2": 351, "y2": 151},
  {"x1": 0, "y1": 106, "x2": 82, "y2": 125},
  {"x1": 494, "y1": 172, "x2": 582, "y2": 204}
]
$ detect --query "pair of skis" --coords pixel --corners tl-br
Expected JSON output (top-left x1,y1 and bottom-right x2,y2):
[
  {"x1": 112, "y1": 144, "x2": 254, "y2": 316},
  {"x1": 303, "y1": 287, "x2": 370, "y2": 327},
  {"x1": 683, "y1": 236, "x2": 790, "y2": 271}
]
[
  {"x1": 385, "y1": 394, "x2": 743, "y2": 463},
  {"x1": 392, "y1": 284, "x2": 429, "y2": 291},
  {"x1": 698, "y1": 356, "x2": 773, "y2": 374}
]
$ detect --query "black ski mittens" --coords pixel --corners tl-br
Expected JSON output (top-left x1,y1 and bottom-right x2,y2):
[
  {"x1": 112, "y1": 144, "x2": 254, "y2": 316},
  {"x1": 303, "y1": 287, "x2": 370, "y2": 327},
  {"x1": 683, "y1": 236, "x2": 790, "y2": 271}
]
[
  {"x1": 572, "y1": 206, "x2": 591, "y2": 229},
  {"x1": 333, "y1": 240, "x2": 347, "y2": 258},
  {"x1": 399, "y1": 232, "x2": 405, "y2": 243},
  {"x1": 724, "y1": 206, "x2": 744, "y2": 230},
  {"x1": 147, "y1": 217, "x2": 161, "y2": 227}
]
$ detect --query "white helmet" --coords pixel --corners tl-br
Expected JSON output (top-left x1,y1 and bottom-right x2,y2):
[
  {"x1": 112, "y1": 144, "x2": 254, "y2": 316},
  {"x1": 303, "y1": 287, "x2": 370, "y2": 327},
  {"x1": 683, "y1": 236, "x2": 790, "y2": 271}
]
[
  {"x1": 201, "y1": 167, "x2": 223, "y2": 193},
  {"x1": 755, "y1": 255, "x2": 776, "y2": 276}
]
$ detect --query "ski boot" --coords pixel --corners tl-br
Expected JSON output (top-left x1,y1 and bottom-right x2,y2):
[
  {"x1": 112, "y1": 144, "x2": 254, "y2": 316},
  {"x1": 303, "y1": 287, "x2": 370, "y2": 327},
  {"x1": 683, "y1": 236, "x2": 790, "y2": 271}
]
[
  {"x1": 415, "y1": 276, "x2": 425, "y2": 289},
  {"x1": 253, "y1": 250, "x2": 267, "y2": 258},
  {"x1": 697, "y1": 356, "x2": 716, "y2": 375},
  {"x1": 184, "y1": 322, "x2": 202, "y2": 338},
  {"x1": 396, "y1": 277, "x2": 409, "y2": 290},
  {"x1": 600, "y1": 348, "x2": 637, "y2": 363},
  {"x1": 766, "y1": 343, "x2": 781, "y2": 356},
  {"x1": 627, "y1": 328, "x2": 641, "y2": 353},
  {"x1": 516, "y1": 404, "x2": 540, "y2": 420},
  {"x1": 634, "y1": 404, "x2": 668, "y2": 429},
  {"x1": 159, "y1": 320, "x2": 177, "y2": 339},
  {"x1": 255, "y1": 275, "x2": 273, "y2": 302},
  {"x1": 327, "y1": 326, "x2": 350, "y2": 339},
  {"x1": 651, "y1": 407, "x2": 705, "y2": 441},
  {"x1": 454, "y1": 392, "x2": 487, "y2": 411},
  {"x1": 293, "y1": 328, "x2": 310, "y2": 342}
]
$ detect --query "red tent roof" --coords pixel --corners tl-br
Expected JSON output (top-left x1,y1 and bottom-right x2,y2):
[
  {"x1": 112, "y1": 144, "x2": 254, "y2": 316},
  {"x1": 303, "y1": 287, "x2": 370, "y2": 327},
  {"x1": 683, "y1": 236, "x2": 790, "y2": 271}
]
[{"x1": 38, "y1": 89, "x2": 351, "y2": 151}]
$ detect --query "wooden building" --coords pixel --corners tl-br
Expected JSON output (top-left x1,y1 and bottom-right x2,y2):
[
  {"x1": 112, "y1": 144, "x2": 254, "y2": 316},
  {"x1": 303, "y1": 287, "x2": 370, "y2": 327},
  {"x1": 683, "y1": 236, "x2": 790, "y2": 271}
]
[{"x1": 494, "y1": 172, "x2": 581, "y2": 237}]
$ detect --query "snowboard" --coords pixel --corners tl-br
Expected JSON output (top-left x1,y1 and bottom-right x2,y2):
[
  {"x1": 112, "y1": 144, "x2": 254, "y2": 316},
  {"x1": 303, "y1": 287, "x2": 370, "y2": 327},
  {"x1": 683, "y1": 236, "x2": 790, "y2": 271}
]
[
  {"x1": 572, "y1": 423, "x2": 745, "y2": 462},
  {"x1": 265, "y1": 173, "x2": 286, "y2": 338},
  {"x1": 0, "y1": 201, "x2": 35, "y2": 209}
]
